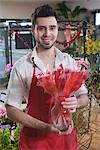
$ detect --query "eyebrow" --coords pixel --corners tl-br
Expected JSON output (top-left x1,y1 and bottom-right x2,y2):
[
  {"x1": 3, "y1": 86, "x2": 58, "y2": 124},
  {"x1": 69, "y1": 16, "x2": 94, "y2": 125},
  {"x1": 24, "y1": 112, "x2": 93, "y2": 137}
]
[{"x1": 37, "y1": 25, "x2": 57, "y2": 28}]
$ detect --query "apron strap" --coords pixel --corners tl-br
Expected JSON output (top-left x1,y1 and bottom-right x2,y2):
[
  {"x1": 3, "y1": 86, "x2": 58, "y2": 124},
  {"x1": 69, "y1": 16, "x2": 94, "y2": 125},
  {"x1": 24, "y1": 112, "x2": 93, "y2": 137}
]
[{"x1": 33, "y1": 65, "x2": 36, "y2": 76}]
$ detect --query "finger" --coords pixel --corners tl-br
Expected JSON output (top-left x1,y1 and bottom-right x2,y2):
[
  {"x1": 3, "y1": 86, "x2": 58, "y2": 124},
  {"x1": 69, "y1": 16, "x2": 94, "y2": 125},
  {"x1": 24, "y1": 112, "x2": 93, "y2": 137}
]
[
  {"x1": 61, "y1": 100, "x2": 77, "y2": 105},
  {"x1": 62, "y1": 104, "x2": 77, "y2": 109},
  {"x1": 61, "y1": 101, "x2": 78, "y2": 109},
  {"x1": 51, "y1": 125, "x2": 60, "y2": 134},
  {"x1": 69, "y1": 108, "x2": 76, "y2": 113},
  {"x1": 64, "y1": 96, "x2": 77, "y2": 101}
]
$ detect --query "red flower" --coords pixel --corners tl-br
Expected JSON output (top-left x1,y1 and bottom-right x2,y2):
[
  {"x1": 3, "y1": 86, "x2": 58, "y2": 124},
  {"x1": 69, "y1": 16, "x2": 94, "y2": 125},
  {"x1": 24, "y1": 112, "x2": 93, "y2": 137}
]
[
  {"x1": 37, "y1": 65, "x2": 90, "y2": 132},
  {"x1": 37, "y1": 64, "x2": 89, "y2": 101}
]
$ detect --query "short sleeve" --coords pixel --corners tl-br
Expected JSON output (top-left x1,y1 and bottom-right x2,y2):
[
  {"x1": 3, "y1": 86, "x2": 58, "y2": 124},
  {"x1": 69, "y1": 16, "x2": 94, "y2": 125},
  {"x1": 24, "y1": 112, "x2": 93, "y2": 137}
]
[
  {"x1": 6, "y1": 65, "x2": 26, "y2": 109},
  {"x1": 75, "y1": 84, "x2": 88, "y2": 97}
]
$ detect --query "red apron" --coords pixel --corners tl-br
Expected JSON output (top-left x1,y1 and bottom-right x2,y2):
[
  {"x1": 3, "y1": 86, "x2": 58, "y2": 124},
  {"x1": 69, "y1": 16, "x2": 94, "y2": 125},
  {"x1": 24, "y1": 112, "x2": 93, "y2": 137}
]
[{"x1": 19, "y1": 66, "x2": 78, "y2": 150}]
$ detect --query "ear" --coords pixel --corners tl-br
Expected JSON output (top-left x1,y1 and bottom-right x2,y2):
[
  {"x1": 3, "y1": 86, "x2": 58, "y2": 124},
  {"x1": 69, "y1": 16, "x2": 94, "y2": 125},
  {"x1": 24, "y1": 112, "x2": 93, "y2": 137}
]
[{"x1": 31, "y1": 25, "x2": 35, "y2": 34}]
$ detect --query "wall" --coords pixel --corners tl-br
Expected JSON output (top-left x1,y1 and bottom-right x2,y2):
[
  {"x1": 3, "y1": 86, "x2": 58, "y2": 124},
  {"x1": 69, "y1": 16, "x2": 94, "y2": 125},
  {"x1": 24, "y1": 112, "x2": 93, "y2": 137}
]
[
  {"x1": 0, "y1": 1, "x2": 56, "y2": 19},
  {"x1": 0, "y1": 2, "x2": 38, "y2": 19}
]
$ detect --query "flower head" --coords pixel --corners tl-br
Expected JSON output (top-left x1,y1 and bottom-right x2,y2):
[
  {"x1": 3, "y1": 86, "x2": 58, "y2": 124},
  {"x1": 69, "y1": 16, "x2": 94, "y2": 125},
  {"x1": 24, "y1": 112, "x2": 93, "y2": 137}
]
[
  {"x1": 0, "y1": 108, "x2": 6, "y2": 117},
  {"x1": 37, "y1": 64, "x2": 90, "y2": 101},
  {"x1": 5, "y1": 62, "x2": 15, "y2": 74}
]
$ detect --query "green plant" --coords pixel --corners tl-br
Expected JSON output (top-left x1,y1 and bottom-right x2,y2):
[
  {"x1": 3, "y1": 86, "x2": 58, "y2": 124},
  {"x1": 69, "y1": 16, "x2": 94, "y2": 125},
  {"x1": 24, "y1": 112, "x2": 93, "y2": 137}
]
[
  {"x1": 0, "y1": 128, "x2": 4, "y2": 148},
  {"x1": 56, "y1": 1, "x2": 87, "y2": 20},
  {"x1": 13, "y1": 125, "x2": 20, "y2": 150},
  {"x1": 55, "y1": 1, "x2": 88, "y2": 56},
  {"x1": 3, "y1": 128, "x2": 12, "y2": 150},
  {"x1": 64, "y1": 40, "x2": 82, "y2": 57},
  {"x1": 0, "y1": 108, "x2": 13, "y2": 125},
  {"x1": 0, "y1": 124, "x2": 20, "y2": 150},
  {"x1": 0, "y1": 128, "x2": 12, "y2": 150}
]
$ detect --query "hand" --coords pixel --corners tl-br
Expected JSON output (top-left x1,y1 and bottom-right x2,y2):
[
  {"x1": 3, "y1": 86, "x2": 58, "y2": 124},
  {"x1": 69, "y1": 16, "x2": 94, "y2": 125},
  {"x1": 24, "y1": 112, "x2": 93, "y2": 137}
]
[
  {"x1": 76, "y1": 59, "x2": 90, "y2": 70},
  {"x1": 58, "y1": 121, "x2": 74, "y2": 135},
  {"x1": 50, "y1": 125, "x2": 61, "y2": 134},
  {"x1": 51, "y1": 124, "x2": 73, "y2": 135},
  {"x1": 61, "y1": 96, "x2": 78, "y2": 112}
]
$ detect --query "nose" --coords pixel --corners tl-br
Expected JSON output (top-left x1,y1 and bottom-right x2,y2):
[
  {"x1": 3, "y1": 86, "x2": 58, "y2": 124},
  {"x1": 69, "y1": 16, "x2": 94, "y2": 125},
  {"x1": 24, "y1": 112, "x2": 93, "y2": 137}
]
[{"x1": 44, "y1": 28, "x2": 50, "y2": 36}]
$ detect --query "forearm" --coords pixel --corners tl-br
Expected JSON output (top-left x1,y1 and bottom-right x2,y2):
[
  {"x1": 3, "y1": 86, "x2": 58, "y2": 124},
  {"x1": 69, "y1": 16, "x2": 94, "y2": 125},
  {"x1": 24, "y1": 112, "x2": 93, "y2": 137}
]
[
  {"x1": 77, "y1": 94, "x2": 89, "y2": 109},
  {"x1": 6, "y1": 104, "x2": 51, "y2": 132}
]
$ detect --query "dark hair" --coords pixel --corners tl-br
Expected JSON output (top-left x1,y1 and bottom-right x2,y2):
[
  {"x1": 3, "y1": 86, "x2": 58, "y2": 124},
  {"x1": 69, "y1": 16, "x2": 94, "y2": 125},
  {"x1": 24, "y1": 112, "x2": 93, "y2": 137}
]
[{"x1": 31, "y1": 4, "x2": 58, "y2": 25}]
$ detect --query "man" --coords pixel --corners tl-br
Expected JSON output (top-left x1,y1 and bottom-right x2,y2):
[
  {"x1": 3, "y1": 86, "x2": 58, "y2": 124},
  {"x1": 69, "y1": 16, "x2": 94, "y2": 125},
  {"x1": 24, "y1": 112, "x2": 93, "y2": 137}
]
[{"x1": 6, "y1": 4, "x2": 89, "y2": 150}]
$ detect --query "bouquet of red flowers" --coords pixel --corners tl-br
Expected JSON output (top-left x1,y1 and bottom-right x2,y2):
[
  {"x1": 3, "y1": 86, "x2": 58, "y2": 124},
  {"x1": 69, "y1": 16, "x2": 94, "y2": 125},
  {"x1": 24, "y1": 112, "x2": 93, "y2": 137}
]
[{"x1": 37, "y1": 63, "x2": 89, "y2": 133}]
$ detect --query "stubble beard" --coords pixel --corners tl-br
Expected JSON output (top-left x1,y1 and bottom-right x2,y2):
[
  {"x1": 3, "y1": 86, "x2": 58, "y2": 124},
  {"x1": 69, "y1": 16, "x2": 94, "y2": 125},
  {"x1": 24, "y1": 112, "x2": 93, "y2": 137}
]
[{"x1": 38, "y1": 40, "x2": 56, "y2": 50}]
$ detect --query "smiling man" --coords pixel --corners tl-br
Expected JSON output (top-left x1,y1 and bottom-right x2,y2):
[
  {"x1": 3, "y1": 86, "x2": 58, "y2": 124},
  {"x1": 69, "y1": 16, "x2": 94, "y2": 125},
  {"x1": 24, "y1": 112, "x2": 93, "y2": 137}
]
[{"x1": 5, "y1": 4, "x2": 89, "y2": 150}]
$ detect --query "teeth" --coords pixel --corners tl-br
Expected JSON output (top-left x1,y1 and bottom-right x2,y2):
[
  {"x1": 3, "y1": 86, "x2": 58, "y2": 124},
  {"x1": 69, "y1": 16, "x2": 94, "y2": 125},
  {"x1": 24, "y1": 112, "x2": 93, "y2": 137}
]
[{"x1": 44, "y1": 39, "x2": 50, "y2": 41}]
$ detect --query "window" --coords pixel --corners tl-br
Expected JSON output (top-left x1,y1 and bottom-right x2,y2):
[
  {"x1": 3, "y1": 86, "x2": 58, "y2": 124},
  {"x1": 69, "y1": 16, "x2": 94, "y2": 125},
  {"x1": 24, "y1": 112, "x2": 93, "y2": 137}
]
[{"x1": 96, "y1": 12, "x2": 100, "y2": 26}]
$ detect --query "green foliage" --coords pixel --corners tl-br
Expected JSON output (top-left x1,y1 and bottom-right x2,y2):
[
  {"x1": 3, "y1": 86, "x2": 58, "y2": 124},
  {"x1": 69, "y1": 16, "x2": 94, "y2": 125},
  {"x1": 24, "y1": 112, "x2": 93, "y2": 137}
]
[
  {"x1": 0, "y1": 128, "x2": 12, "y2": 150},
  {"x1": 3, "y1": 128, "x2": 12, "y2": 150},
  {"x1": 0, "y1": 128, "x2": 4, "y2": 148},
  {"x1": 0, "y1": 115, "x2": 13, "y2": 125},
  {"x1": 72, "y1": 6, "x2": 87, "y2": 18},
  {"x1": 56, "y1": 1, "x2": 87, "y2": 20},
  {"x1": 56, "y1": 1, "x2": 71, "y2": 19},
  {"x1": 56, "y1": 1, "x2": 88, "y2": 57},
  {"x1": 64, "y1": 41, "x2": 82, "y2": 57},
  {"x1": 0, "y1": 124, "x2": 20, "y2": 150},
  {"x1": 13, "y1": 125, "x2": 20, "y2": 150}
]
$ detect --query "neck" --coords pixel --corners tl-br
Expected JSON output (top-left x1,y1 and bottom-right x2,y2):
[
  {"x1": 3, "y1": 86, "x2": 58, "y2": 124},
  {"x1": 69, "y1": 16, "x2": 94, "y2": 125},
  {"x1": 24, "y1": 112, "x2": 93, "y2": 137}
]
[
  {"x1": 36, "y1": 46, "x2": 55, "y2": 59},
  {"x1": 36, "y1": 46, "x2": 56, "y2": 71}
]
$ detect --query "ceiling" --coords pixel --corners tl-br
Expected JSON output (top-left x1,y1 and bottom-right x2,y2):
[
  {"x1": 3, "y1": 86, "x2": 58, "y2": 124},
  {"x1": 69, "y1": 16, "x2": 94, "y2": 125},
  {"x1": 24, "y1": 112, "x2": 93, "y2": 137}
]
[
  {"x1": 0, "y1": 0, "x2": 100, "y2": 2},
  {"x1": 0, "y1": 0, "x2": 63, "y2": 2},
  {"x1": 0, "y1": 0, "x2": 92, "y2": 2}
]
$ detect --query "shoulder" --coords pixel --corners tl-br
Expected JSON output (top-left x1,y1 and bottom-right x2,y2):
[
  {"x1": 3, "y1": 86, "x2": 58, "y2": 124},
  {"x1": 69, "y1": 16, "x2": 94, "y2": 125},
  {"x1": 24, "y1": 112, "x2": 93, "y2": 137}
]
[
  {"x1": 12, "y1": 51, "x2": 33, "y2": 74},
  {"x1": 55, "y1": 47, "x2": 74, "y2": 60},
  {"x1": 55, "y1": 47, "x2": 77, "y2": 69},
  {"x1": 63, "y1": 52, "x2": 75, "y2": 61},
  {"x1": 55, "y1": 47, "x2": 75, "y2": 61},
  {"x1": 62, "y1": 52, "x2": 77, "y2": 65},
  {"x1": 62, "y1": 52, "x2": 78, "y2": 70}
]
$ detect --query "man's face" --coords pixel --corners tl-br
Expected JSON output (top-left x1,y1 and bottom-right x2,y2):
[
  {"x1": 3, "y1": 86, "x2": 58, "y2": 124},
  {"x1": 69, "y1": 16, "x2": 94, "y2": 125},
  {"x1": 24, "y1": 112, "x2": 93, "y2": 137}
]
[{"x1": 32, "y1": 16, "x2": 58, "y2": 49}]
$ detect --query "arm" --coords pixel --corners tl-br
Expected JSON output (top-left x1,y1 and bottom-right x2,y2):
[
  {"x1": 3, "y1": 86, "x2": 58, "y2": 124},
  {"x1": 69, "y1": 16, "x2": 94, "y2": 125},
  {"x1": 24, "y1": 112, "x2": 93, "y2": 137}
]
[
  {"x1": 5, "y1": 63, "x2": 60, "y2": 134},
  {"x1": 6, "y1": 104, "x2": 60, "y2": 134},
  {"x1": 76, "y1": 94, "x2": 89, "y2": 109},
  {"x1": 61, "y1": 94, "x2": 89, "y2": 110}
]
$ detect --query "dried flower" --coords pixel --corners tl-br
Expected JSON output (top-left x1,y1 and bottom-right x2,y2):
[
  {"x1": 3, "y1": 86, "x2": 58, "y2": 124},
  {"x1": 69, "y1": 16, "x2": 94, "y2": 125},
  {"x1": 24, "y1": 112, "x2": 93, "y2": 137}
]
[{"x1": 37, "y1": 64, "x2": 90, "y2": 133}]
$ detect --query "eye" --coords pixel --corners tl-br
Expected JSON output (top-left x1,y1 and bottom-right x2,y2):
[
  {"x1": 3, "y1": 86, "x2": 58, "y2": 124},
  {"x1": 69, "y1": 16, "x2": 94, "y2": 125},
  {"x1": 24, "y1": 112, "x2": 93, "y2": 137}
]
[
  {"x1": 50, "y1": 26, "x2": 56, "y2": 31},
  {"x1": 37, "y1": 26, "x2": 44, "y2": 31}
]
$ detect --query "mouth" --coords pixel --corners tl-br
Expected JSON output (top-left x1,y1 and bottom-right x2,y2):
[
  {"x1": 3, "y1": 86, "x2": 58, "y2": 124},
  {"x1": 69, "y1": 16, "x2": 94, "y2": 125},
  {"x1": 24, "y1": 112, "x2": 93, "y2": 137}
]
[
  {"x1": 43, "y1": 38, "x2": 51, "y2": 41},
  {"x1": 42, "y1": 39, "x2": 51, "y2": 45}
]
